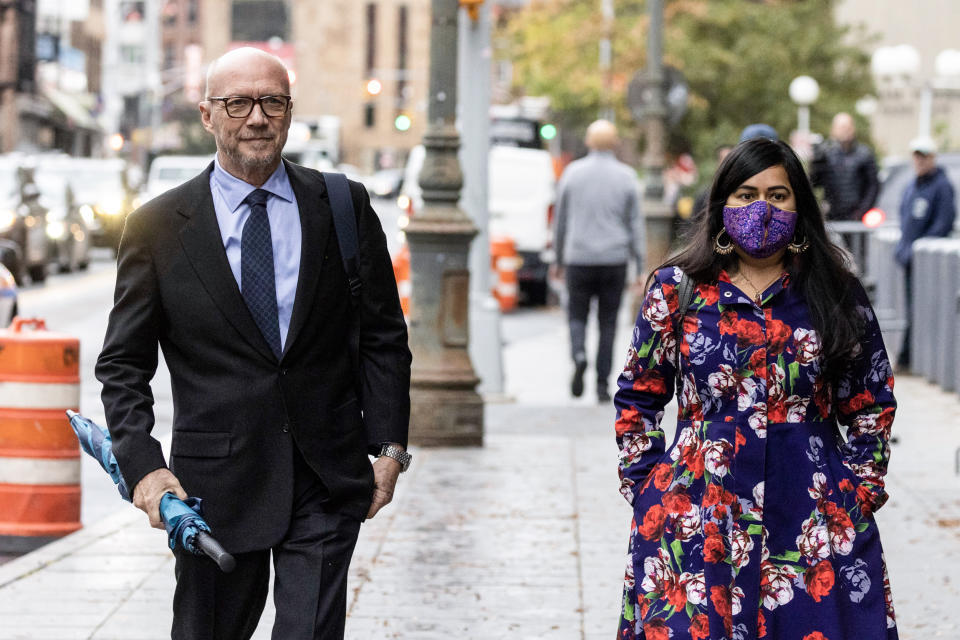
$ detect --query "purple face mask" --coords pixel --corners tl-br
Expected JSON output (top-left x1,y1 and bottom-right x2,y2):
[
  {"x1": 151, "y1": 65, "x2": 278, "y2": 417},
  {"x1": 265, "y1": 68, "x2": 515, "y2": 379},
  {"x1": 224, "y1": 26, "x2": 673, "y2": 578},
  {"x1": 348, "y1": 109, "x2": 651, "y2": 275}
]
[{"x1": 722, "y1": 200, "x2": 798, "y2": 258}]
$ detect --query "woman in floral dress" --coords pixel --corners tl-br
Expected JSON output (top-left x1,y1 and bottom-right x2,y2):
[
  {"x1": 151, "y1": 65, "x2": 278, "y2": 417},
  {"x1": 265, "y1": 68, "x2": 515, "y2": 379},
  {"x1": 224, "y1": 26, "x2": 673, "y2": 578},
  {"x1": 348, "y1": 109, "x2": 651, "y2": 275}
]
[{"x1": 615, "y1": 138, "x2": 897, "y2": 640}]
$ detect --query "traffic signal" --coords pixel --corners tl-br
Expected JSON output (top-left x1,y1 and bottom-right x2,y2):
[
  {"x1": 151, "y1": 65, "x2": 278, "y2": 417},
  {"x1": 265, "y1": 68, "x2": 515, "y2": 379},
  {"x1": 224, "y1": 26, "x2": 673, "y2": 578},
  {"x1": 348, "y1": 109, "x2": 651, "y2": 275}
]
[
  {"x1": 539, "y1": 123, "x2": 557, "y2": 141},
  {"x1": 394, "y1": 113, "x2": 412, "y2": 132},
  {"x1": 365, "y1": 78, "x2": 382, "y2": 97}
]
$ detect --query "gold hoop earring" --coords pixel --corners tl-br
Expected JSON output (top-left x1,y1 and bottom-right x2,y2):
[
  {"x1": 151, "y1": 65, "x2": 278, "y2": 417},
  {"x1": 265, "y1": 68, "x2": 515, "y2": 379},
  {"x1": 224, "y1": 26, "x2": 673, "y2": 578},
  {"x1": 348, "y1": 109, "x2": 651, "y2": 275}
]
[
  {"x1": 787, "y1": 234, "x2": 810, "y2": 254},
  {"x1": 714, "y1": 229, "x2": 735, "y2": 255}
]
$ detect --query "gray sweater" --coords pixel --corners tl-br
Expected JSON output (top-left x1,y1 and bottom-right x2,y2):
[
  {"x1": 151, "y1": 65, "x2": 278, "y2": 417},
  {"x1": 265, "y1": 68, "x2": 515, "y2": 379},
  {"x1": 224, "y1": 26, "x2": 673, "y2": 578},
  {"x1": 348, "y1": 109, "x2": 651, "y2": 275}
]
[{"x1": 553, "y1": 151, "x2": 644, "y2": 268}]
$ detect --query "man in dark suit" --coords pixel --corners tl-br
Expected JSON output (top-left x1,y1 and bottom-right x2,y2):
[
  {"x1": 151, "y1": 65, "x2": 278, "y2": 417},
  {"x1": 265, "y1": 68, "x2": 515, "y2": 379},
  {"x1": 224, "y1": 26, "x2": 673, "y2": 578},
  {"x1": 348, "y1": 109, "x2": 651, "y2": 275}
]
[{"x1": 95, "y1": 47, "x2": 412, "y2": 639}]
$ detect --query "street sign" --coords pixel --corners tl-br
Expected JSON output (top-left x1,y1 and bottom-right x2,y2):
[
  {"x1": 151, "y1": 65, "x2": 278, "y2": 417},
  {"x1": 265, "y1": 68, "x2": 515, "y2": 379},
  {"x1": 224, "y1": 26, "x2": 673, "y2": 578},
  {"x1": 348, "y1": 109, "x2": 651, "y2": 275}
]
[{"x1": 627, "y1": 65, "x2": 688, "y2": 126}]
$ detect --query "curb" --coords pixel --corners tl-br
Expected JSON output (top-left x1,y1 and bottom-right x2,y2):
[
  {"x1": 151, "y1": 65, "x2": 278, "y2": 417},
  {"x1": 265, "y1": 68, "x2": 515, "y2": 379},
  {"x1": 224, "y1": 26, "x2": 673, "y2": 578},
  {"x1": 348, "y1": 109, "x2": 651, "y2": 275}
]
[{"x1": 0, "y1": 505, "x2": 140, "y2": 588}]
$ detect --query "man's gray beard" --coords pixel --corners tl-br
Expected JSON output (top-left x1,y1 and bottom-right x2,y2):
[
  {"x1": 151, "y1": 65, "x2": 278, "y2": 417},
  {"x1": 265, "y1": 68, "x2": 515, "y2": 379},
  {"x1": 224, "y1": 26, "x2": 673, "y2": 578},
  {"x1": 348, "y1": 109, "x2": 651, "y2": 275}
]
[{"x1": 222, "y1": 145, "x2": 279, "y2": 172}]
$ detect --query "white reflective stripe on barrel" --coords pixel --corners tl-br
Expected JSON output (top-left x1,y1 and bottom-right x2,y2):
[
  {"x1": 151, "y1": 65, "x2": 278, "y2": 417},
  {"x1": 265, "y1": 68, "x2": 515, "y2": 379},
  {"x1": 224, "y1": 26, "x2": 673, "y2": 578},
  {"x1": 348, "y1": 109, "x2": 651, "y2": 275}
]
[
  {"x1": 0, "y1": 382, "x2": 80, "y2": 409},
  {"x1": 0, "y1": 457, "x2": 81, "y2": 484}
]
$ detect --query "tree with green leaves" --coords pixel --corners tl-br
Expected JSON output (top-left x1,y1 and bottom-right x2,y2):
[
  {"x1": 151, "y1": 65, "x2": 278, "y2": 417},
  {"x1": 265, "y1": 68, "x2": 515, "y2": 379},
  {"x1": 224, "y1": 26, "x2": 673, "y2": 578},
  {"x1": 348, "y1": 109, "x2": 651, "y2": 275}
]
[{"x1": 501, "y1": 0, "x2": 876, "y2": 173}]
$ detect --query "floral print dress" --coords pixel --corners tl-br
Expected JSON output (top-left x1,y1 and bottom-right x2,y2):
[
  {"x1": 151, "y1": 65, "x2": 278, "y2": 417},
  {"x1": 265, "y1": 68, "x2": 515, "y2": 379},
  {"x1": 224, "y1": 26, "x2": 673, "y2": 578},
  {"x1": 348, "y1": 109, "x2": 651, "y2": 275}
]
[{"x1": 615, "y1": 267, "x2": 897, "y2": 640}]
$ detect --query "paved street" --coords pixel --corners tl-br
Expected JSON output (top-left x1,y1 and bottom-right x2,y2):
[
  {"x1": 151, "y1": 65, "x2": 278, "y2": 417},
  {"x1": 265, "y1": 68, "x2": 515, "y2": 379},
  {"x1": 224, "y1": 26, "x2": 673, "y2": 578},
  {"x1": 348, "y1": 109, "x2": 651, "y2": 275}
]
[{"x1": 0, "y1": 252, "x2": 958, "y2": 638}]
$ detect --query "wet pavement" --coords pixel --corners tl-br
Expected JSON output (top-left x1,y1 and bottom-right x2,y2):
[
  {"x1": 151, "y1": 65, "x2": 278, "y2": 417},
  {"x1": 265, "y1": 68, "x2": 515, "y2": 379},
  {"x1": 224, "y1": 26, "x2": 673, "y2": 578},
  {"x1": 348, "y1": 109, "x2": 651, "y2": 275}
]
[{"x1": 0, "y1": 306, "x2": 958, "y2": 639}]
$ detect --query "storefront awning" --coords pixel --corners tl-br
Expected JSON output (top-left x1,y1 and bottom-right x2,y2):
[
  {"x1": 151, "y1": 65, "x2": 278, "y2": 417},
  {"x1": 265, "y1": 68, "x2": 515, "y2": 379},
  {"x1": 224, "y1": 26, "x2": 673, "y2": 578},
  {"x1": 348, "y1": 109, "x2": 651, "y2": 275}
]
[{"x1": 41, "y1": 86, "x2": 101, "y2": 132}]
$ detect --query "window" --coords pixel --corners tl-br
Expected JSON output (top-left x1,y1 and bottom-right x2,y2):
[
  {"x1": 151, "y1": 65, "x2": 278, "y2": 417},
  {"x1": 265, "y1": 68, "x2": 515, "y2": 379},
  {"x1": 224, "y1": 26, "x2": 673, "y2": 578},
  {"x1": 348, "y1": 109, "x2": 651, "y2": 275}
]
[
  {"x1": 163, "y1": 44, "x2": 176, "y2": 71},
  {"x1": 120, "y1": 1, "x2": 145, "y2": 22},
  {"x1": 364, "y1": 103, "x2": 375, "y2": 129},
  {"x1": 162, "y1": 0, "x2": 178, "y2": 27},
  {"x1": 396, "y1": 5, "x2": 408, "y2": 108},
  {"x1": 365, "y1": 3, "x2": 377, "y2": 75},
  {"x1": 231, "y1": 0, "x2": 289, "y2": 42},
  {"x1": 120, "y1": 45, "x2": 145, "y2": 65}
]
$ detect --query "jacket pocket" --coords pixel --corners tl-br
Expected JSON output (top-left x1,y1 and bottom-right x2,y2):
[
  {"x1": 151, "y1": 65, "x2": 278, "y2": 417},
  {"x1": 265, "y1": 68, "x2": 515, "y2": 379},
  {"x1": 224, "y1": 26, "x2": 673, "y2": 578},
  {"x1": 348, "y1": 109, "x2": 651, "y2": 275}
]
[
  {"x1": 332, "y1": 396, "x2": 359, "y2": 413},
  {"x1": 171, "y1": 431, "x2": 231, "y2": 458}
]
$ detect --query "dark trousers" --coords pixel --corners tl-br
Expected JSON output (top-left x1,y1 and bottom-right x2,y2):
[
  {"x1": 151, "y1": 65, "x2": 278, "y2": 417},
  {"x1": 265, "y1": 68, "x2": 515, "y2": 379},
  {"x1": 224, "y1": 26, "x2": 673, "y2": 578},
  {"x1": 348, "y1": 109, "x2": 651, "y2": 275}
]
[
  {"x1": 565, "y1": 264, "x2": 627, "y2": 391},
  {"x1": 172, "y1": 449, "x2": 362, "y2": 640},
  {"x1": 898, "y1": 262, "x2": 913, "y2": 368}
]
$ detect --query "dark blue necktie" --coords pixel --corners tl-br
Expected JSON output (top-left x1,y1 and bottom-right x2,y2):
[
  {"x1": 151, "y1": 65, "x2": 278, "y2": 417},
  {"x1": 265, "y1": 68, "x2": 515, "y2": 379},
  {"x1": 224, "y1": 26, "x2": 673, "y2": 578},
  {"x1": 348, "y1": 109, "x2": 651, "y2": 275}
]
[{"x1": 241, "y1": 189, "x2": 282, "y2": 357}]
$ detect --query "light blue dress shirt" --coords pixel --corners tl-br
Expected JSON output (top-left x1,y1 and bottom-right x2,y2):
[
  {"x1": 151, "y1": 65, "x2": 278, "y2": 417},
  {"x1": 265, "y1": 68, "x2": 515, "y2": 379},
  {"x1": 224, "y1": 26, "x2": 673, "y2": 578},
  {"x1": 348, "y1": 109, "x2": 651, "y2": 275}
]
[{"x1": 210, "y1": 157, "x2": 301, "y2": 351}]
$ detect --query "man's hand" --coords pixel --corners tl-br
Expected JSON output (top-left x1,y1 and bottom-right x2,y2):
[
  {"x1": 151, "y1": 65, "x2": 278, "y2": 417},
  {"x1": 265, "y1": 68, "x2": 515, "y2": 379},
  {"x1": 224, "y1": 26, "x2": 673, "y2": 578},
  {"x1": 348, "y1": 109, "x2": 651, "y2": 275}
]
[
  {"x1": 132, "y1": 468, "x2": 188, "y2": 529},
  {"x1": 549, "y1": 264, "x2": 565, "y2": 281},
  {"x1": 366, "y1": 455, "x2": 402, "y2": 520}
]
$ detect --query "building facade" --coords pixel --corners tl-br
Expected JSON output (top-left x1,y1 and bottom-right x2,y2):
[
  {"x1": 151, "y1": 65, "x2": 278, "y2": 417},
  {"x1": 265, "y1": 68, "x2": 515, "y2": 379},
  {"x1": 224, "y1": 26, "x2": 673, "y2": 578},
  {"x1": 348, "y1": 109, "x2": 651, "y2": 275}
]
[
  {"x1": 837, "y1": 0, "x2": 960, "y2": 157},
  {"x1": 100, "y1": 0, "x2": 161, "y2": 153},
  {"x1": 201, "y1": 0, "x2": 431, "y2": 171},
  {"x1": 0, "y1": 0, "x2": 103, "y2": 156}
]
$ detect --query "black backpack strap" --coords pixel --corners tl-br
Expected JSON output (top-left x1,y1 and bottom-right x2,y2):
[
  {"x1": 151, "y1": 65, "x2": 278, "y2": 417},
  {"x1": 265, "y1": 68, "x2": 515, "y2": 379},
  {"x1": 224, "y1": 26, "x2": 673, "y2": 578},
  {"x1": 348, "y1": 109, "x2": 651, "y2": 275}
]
[
  {"x1": 322, "y1": 172, "x2": 365, "y2": 407},
  {"x1": 322, "y1": 172, "x2": 361, "y2": 303},
  {"x1": 673, "y1": 272, "x2": 695, "y2": 402}
]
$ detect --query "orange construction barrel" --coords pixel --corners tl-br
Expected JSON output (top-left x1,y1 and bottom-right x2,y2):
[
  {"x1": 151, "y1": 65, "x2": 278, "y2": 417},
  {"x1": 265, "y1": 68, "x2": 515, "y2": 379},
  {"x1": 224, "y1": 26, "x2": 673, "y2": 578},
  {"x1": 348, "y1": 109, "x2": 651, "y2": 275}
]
[
  {"x1": 393, "y1": 244, "x2": 412, "y2": 318},
  {"x1": 0, "y1": 318, "x2": 81, "y2": 552},
  {"x1": 490, "y1": 237, "x2": 520, "y2": 312}
]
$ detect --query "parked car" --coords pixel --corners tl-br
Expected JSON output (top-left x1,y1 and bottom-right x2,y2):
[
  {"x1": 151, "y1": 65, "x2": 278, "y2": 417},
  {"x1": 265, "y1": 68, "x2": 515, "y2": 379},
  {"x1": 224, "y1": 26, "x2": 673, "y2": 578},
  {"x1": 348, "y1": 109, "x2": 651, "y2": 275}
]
[
  {"x1": 0, "y1": 159, "x2": 50, "y2": 284},
  {"x1": 34, "y1": 173, "x2": 91, "y2": 273},
  {"x1": 336, "y1": 163, "x2": 365, "y2": 183},
  {"x1": 144, "y1": 155, "x2": 213, "y2": 201},
  {"x1": 35, "y1": 157, "x2": 139, "y2": 250},
  {"x1": 0, "y1": 262, "x2": 17, "y2": 324},
  {"x1": 397, "y1": 144, "x2": 426, "y2": 215},
  {"x1": 398, "y1": 144, "x2": 558, "y2": 305},
  {"x1": 365, "y1": 168, "x2": 404, "y2": 199}
]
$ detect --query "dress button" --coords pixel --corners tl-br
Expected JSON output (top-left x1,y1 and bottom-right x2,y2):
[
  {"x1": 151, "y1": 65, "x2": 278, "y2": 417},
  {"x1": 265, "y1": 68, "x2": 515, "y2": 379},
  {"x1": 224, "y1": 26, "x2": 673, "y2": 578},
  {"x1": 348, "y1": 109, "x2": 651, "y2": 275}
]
[
  {"x1": 280, "y1": 368, "x2": 288, "y2": 376},
  {"x1": 281, "y1": 423, "x2": 290, "y2": 433},
  {"x1": 724, "y1": 292, "x2": 732, "y2": 298}
]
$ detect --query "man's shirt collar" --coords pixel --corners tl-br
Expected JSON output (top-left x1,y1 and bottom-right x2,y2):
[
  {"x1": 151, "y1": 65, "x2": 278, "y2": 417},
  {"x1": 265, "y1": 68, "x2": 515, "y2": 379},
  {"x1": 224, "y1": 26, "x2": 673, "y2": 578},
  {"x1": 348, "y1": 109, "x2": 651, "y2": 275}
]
[{"x1": 212, "y1": 156, "x2": 295, "y2": 213}]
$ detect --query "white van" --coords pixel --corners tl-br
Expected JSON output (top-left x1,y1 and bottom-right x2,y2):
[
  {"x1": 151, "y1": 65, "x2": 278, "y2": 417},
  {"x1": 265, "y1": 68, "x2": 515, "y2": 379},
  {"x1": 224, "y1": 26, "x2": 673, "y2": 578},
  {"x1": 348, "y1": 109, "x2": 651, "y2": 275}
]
[
  {"x1": 398, "y1": 143, "x2": 557, "y2": 304},
  {"x1": 487, "y1": 145, "x2": 556, "y2": 304},
  {"x1": 145, "y1": 155, "x2": 214, "y2": 201}
]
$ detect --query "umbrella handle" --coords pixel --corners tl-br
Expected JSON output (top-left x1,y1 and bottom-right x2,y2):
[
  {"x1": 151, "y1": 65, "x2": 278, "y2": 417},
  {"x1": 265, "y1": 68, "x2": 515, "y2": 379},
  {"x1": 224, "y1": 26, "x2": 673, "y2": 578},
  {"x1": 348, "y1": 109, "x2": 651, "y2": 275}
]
[{"x1": 195, "y1": 531, "x2": 236, "y2": 573}]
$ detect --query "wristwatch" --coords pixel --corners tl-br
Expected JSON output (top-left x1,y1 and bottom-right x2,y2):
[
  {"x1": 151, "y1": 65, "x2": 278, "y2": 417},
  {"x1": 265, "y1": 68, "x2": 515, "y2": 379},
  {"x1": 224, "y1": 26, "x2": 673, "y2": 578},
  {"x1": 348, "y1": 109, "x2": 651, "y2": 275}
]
[{"x1": 378, "y1": 443, "x2": 412, "y2": 472}]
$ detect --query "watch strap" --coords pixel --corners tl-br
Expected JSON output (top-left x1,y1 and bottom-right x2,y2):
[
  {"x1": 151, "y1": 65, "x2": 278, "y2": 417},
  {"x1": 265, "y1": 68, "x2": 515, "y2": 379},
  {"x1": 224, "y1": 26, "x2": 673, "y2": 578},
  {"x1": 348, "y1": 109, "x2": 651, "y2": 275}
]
[{"x1": 378, "y1": 443, "x2": 412, "y2": 472}]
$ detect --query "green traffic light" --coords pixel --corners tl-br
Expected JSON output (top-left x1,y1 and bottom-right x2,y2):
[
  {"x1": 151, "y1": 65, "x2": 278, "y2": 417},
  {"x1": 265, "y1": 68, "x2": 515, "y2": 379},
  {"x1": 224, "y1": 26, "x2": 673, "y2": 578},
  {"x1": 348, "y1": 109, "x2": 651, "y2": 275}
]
[
  {"x1": 539, "y1": 123, "x2": 557, "y2": 140},
  {"x1": 394, "y1": 114, "x2": 412, "y2": 131}
]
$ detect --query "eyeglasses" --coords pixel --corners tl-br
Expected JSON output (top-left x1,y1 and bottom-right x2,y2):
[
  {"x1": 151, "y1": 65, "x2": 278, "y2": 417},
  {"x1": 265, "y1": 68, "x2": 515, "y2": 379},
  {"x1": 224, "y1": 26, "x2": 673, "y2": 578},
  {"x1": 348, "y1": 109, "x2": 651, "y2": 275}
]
[{"x1": 206, "y1": 95, "x2": 292, "y2": 118}]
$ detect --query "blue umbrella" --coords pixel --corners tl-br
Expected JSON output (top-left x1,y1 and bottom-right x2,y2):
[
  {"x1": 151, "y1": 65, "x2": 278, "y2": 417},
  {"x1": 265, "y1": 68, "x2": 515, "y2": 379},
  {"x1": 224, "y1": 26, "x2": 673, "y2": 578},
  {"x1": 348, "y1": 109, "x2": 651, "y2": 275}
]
[{"x1": 66, "y1": 410, "x2": 235, "y2": 572}]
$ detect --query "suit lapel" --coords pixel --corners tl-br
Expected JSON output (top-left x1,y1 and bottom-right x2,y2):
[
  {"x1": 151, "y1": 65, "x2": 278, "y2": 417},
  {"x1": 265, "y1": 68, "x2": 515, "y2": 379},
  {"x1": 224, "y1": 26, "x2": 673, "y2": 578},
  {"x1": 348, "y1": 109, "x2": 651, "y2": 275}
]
[
  {"x1": 176, "y1": 166, "x2": 278, "y2": 363},
  {"x1": 282, "y1": 161, "x2": 332, "y2": 358}
]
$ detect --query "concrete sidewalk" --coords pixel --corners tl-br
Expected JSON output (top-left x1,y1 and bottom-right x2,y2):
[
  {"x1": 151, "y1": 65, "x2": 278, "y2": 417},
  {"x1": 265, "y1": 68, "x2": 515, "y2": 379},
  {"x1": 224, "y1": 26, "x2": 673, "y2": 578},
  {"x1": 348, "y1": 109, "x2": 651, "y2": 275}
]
[{"x1": 1, "y1": 308, "x2": 959, "y2": 639}]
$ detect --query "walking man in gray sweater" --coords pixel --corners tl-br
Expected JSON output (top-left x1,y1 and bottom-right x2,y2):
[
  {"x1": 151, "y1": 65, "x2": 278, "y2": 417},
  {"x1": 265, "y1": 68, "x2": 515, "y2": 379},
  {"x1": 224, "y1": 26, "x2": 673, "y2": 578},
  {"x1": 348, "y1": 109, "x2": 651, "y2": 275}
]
[{"x1": 552, "y1": 120, "x2": 645, "y2": 403}]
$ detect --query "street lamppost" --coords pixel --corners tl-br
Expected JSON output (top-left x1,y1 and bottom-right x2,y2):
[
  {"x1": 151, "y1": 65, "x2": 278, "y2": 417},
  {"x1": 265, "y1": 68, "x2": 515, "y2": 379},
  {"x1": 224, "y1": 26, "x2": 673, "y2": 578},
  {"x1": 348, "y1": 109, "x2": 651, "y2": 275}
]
[
  {"x1": 638, "y1": 0, "x2": 672, "y2": 272},
  {"x1": 405, "y1": 0, "x2": 483, "y2": 447},
  {"x1": 788, "y1": 75, "x2": 820, "y2": 136},
  {"x1": 788, "y1": 75, "x2": 820, "y2": 163},
  {"x1": 599, "y1": 0, "x2": 615, "y2": 121},
  {"x1": 868, "y1": 44, "x2": 960, "y2": 149}
]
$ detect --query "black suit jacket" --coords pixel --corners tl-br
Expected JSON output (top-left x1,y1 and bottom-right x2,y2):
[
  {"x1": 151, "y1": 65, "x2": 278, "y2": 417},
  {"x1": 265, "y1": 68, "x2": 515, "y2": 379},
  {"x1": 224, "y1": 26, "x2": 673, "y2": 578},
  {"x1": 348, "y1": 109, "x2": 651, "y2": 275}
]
[{"x1": 95, "y1": 160, "x2": 411, "y2": 552}]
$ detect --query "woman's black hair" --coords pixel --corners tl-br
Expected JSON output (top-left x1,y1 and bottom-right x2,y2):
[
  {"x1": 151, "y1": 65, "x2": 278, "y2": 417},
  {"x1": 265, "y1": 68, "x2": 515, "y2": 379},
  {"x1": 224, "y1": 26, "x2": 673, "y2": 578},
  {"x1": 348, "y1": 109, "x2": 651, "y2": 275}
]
[{"x1": 653, "y1": 137, "x2": 862, "y2": 379}]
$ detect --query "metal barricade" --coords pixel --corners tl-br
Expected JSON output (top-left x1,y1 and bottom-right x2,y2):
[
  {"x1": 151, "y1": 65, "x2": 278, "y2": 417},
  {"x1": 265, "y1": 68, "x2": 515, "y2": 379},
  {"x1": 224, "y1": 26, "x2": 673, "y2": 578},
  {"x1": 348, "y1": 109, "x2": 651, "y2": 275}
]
[
  {"x1": 867, "y1": 227, "x2": 906, "y2": 357},
  {"x1": 932, "y1": 241, "x2": 960, "y2": 390},
  {"x1": 909, "y1": 238, "x2": 937, "y2": 380},
  {"x1": 826, "y1": 221, "x2": 873, "y2": 281},
  {"x1": 955, "y1": 274, "x2": 960, "y2": 395}
]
